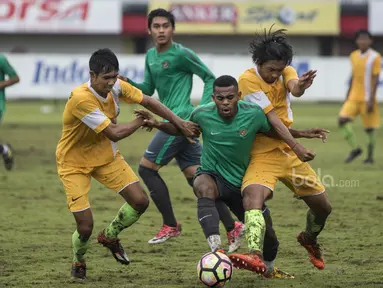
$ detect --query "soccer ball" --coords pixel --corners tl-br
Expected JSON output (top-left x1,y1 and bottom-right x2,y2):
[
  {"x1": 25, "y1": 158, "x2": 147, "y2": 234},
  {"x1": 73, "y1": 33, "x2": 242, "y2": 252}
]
[{"x1": 197, "y1": 251, "x2": 232, "y2": 287}]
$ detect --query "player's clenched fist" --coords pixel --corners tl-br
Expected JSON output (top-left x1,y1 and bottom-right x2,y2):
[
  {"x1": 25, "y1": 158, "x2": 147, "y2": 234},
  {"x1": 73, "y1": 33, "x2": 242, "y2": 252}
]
[{"x1": 292, "y1": 143, "x2": 316, "y2": 162}]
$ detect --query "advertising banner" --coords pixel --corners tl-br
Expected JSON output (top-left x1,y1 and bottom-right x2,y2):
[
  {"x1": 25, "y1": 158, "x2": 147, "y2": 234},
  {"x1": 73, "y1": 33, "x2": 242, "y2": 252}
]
[
  {"x1": 0, "y1": 0, "x2": 121, "y2": 34},
  {"x1": 148, "y1": 1, "x2": 339, "y2": 35},
  {"x1": 4, "y1": 54, "x2": 383, "y2": 102}
]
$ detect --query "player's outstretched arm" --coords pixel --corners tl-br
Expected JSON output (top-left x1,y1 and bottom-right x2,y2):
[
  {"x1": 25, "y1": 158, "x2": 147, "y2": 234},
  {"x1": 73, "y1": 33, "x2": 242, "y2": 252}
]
[
  {"x1": 140, "y1": 96, "x2": 198, "y2": 137},
  {"x1": 102, "y1": 118, "x2": 145, "y2": 142},
  {"x1": 134, "y1": 109, "x2": 200, "y2": 137},
  {"x1": 264, "y1": 127, "x2": 329, "y2": 143},
  {"x1": 267, "y1": 110, "x2": 316, "y2": 162},
  {"x1": 118, "y1": 55, "x2": 155, "y2": 96},
  {"x1": 287, "y1": 70, "x2": 316, "y2": 97}
]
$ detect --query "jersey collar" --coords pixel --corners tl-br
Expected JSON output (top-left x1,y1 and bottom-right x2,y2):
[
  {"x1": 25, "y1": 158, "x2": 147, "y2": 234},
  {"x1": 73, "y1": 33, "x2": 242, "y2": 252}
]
[
  {"x1": 88, "y1": 80, "x2": 109, "y2": 103},
  {"x1": 359, "y1": 48, "x2": 371, "y2": 58}
]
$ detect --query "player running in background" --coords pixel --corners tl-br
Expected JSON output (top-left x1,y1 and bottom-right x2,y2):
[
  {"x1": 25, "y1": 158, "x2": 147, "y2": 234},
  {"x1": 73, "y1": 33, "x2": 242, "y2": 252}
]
[
  {"x1": 339, "y1": 30, "x2": 381, "y2": 164},
  {"x1": 229, "y1": 28, "x2": 332, "y2": 273},
  {"x1": 0, "y1": 54, "x2": 19, "y2": 170},
  {"x1": 56, "y1": 48, "x2": 198, "y2": 282},
  {"x1": 120, "y1": 8, "x2": 244, "y2": 250},
  {"x1": 136, "y1": 75, "x2": 328, "y2": 278}
]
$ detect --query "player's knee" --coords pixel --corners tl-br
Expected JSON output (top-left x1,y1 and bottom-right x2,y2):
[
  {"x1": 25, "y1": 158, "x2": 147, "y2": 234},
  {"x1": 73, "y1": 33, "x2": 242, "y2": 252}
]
[
  {"x1": 338, "y1": 117, "x2": 349, "y2": 127},
  {"x1": 314, "y1": 201, "x2": 332, "y2": 219},
  {"x1": 242, "y1": 187, "x2": 264, "y2": 210},
  {"x1": 193, "y1": 182, "x2": 215, "y2": 199},
  {"x1": 133, "y1": 192, "x2": 149, "y2": 213},
  {"x1": 77, "y1": 222, "x2": 93, "y2": 239},
  {"x1": 324, "y1": 202, "x2": 332, "y2": 218}
]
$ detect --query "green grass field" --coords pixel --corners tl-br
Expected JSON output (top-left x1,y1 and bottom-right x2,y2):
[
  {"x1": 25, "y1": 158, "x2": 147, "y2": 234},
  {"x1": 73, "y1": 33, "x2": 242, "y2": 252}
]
[{"x1": 1, "y1": 101, "x2": 383, "y2": 288}]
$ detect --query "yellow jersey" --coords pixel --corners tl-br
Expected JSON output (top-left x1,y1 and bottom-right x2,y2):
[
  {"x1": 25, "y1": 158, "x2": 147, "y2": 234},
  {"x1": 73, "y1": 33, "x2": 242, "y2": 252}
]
[
  {"x1": 349, "y1": 49, "x2": 381, "y2": 102},
  {"x1": 239, "y1": 66, "x2": 298, "y2": 154},
  {"x1": 56, "y1": 79, "x2": 143, "y2": 167}
]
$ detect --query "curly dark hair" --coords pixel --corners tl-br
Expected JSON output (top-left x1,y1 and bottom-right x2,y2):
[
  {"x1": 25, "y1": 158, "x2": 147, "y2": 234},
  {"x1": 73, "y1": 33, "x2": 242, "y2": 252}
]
[{"x1": 249, "y1": 26, "x2": 293, "y2": 66}]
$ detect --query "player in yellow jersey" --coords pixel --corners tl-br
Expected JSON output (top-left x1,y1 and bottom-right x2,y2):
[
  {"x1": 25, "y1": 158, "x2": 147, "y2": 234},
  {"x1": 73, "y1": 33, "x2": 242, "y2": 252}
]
[
  {"x1": 228, "y1": 28, "x2": 332, "y2": 273},
  {"x1": 56, "y1": 48, "x2": 199, "y2": 282},
  {"x1": 339, "y1": 30, "x2": 381, "y2": 164}
]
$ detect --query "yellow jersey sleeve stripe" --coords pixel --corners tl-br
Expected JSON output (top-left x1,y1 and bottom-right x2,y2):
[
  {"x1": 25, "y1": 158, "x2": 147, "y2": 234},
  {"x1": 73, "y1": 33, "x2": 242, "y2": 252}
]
[
  {"x1": 81, "y1": 108, "x2": 110, "y2": 132},
  {"x1": 243, "y1": 91, "x2": 274, "y2": 113},
  {"x1": 94, "y1": 118, "x2": 111, "y2": 134}
]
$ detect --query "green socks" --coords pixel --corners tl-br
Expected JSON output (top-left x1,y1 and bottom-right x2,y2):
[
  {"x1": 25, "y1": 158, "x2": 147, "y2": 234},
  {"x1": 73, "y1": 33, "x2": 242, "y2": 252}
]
[
  {"x1": 305, "y1": 210, "x2": 326, "y2": 239},
  {"x1": 72, "y1": 230, "x2": 90, "y2": 263},
  {"x1": 245, "y1": 209, "x2": 265, "y2": 253},
  {"x1": 340, "y1": 123, "x2": 357, "y2": 149},
  {"x1": 71, "y1": 203, "x2": 140, "y2": 263},
  {"x1": 104, "y1": 203, "x2": 141, "y2": 239}
]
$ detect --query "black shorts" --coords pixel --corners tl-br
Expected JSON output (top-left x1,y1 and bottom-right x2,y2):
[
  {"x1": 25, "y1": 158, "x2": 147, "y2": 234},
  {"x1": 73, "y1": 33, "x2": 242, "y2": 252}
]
[
  {"x1": 143, "y1": 130, "x2": 201, "y2": 170},
  {"x1": 194, "y1": 170, "x2": 245, "y2": 222}
]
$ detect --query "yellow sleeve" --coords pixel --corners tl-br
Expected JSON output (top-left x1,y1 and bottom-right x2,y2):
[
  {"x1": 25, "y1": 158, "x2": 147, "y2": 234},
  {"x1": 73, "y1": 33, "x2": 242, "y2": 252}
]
[
  {"x1": 283, "y1": 66, "x2": 299, "y2": 87},
  {"x1": 373, "y1": 54, "x2": 381, "y2": 75},
  {"x1": 71, "y1": 95, "x2": 111, "y2": 133},
  {"x1": 118, "y1": 79, "x2": 144, "y2": 104},
  {"x1": 238, "y1": 75, "x2": 274, "y2": 114}
]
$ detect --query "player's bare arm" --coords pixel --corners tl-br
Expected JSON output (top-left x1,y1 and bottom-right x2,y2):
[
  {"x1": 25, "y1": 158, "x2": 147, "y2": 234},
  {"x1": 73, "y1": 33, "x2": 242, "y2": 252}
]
[
  {"x1": 134, "y1": 109, "x2": 200, "y2": 137},
  {"x1": 102, "y1": 118, "x2": 145, "y2": 142},
  {"x1": 0, "y1": 75, "x2": 19, "y2": 89},
  {"x1": 264, "y1": 127, "x2": 329, "y2": 143},
  {"x1": 139, "y1": 96, "x2": 198, "y2": 137},
  {"x1": 345, "y1": 74, "x2": 353, "y2": 101},
  {"x1": 287, "y1": 70, "x2": 316, "y2": 97},
  {"x1": 368, "y1": 73, "x2": 379, "y2": 113},
  {"x1": 267, "y1": 110, "x2": 316, "y2": 162}
]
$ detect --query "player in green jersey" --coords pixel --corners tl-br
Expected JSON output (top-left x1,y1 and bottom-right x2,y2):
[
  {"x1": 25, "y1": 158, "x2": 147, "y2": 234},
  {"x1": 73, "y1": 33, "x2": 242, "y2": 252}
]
[
  {"x1": 0, "y1": 54, "x2": 19, "y2": 170},
  {"x1": 120, "y1": 8, "x2": 244, "y2": 250},
  {"x1": 136, "y1": 75, "x2": 328, "y2": 278}
]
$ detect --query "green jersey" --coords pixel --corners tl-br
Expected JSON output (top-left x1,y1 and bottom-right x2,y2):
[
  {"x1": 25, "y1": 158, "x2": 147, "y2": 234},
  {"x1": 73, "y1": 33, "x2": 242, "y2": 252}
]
[
  {"x1": 190, "y1": 101, "x2": 271, "y2": 187},
  {"x1": 0, "y1": 55, "x2": 18, "y2": 110},
  {"x1": 129, "y1": 42, "x2": 215, "y2": 120}
]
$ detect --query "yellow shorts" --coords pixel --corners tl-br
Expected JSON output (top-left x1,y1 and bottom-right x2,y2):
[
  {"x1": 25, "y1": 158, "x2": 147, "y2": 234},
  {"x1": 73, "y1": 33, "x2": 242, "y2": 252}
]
[
  {"x1": 339, "y1": 100, "x2": 380, "y2": 129},
  {"x1": 242, "y1": 148, "x2": 325, "y2": 198},
  {"x1": 57, "y1": 152, "x2": 139, "y2": 212}
]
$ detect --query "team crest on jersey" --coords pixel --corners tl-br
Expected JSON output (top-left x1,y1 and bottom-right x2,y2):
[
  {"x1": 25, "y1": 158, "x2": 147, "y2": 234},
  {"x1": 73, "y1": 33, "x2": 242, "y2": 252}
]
[
  {"x1": 162, "y1": 60, "x2": 170, "y2": 69},
  {"x1": 239, "y1": 128, "x2": 247, "y2": 137}
]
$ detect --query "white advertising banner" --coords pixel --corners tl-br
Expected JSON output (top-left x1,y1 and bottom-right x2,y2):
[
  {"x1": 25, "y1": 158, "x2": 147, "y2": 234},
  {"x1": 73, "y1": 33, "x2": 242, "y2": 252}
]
[
  {"x1": 0, "y1": 0, "x2": 121, "y2": 34},
  {"x1": 3, "y1": 53, "x2": 383, "y2": 102},
  {"x1": 369, "y1": 0, "x2": 383, "y2": 35}
]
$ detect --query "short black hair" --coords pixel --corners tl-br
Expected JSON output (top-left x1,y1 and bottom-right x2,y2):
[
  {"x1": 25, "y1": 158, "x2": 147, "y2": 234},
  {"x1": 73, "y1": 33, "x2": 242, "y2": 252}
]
[
  {"x1": 213, "y1": 75, "x2": 238, "y2": 91},
  {"x1": 148, "y1": 8, "x2": 175, "y2": 29},
  {"x1": 249, "y1": 26, "x2": 293, "y2": 66},
  {"x1": 355, "y1": 29, "x2": 372, "y2": 40},
  {"x1": 89, "y1": 48, "x2": 119, "y2": 75}
]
